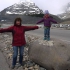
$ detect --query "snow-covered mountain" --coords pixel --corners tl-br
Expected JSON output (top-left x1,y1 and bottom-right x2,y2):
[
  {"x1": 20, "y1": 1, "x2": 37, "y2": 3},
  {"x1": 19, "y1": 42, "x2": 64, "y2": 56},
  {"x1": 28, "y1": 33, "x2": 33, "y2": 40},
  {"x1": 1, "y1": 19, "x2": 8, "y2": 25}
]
[
  {"x1": 58, "y1": 2, "x2": 70, "y2": 19},
  {"x1": 0, "y1": 0, "x2": 43, "y2": 15},
  {"x1": 0, "y1": 0, "x2": 62, "y2": 23}
]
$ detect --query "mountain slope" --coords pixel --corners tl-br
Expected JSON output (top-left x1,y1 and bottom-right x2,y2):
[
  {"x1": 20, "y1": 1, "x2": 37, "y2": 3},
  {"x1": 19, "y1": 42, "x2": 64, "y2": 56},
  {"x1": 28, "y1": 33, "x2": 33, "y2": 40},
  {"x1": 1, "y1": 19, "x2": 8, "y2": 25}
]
[
  {"x1": 0, "y1": 1, "x2": 43, "y2": 15},
  {"x1": 0, "y1": 0, "x2": 62, "y2": 24},
  {"x1": 58, "y1": 2, "x2": 70, "y2": 19}
]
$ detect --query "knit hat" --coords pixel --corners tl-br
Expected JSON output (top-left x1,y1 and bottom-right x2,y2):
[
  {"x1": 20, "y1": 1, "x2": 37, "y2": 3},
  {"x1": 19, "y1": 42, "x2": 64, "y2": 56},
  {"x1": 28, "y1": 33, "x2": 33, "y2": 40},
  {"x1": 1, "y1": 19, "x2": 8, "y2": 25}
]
[{"x1": 44, "y1": 10, "x2": 49, "y2": 14}]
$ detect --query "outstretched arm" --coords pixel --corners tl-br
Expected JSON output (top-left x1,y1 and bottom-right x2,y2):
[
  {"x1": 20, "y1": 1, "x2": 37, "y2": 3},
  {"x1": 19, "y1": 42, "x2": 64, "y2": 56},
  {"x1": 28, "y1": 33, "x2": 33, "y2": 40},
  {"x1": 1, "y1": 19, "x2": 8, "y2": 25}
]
[
  {"x1": 23, "y1": 26, "x2": 39, "y2": 31},
  {"x1": 36, "y1": 18, "x2": 44, "y2": 24},
  {"x1": 50, "y1": 18, "x2": 57, "y2": 24},
  {"x1": 0, "y1": 26, "x2": 13, "y2": 33}
]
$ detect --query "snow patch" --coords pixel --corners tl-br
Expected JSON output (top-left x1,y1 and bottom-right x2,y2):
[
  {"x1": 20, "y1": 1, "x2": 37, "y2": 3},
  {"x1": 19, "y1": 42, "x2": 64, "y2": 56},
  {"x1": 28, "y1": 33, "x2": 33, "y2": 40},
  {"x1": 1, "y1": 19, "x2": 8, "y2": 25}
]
[
  {"x1": 6, "y1": 11, "x2": 12, "y2": 14},
  {"x1": 15, "y1": 8, "x2": 22, "y2": 9},
  {"x1": 30, "y1": 7, "x2": 39, "y2": 11},
  {"x1": 1, "y1": 20, "x2": 6, "y2": 22},
  {"x1": 29, "y1": 11, "x2": 35, "y2": 12},
  {"x1": 6, "y1": 11, "x2": 26, "y2": 14},
  {"x1": 62, "y1": 16, "x2": 66, "y2": 19}
]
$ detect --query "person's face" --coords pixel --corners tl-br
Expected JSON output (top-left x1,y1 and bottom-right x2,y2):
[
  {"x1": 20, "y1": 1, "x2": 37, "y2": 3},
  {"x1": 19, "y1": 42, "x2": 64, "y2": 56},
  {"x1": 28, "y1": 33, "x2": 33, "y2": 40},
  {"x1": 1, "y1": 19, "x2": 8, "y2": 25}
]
[
  {"x1": 16, "y1": 21, "x2": 21, "y2": 25},
  {"x1": 44, "y1": 14, "x2": 49, "y2": 19}
]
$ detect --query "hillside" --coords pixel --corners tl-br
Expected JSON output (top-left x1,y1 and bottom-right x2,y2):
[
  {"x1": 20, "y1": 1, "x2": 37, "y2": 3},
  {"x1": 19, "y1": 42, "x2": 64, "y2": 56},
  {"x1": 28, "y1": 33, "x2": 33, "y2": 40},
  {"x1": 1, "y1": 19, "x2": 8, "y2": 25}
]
[{"x1": 0, "y1": 0, "x2": 63, "y2": 24}]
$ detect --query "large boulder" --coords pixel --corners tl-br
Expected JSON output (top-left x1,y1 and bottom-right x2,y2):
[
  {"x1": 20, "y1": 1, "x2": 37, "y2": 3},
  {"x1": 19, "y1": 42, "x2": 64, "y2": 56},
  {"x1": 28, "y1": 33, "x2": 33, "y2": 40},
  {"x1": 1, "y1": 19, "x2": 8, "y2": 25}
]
[{"x1": 27, "y1": 36, "x2": 70, "y2": 70}]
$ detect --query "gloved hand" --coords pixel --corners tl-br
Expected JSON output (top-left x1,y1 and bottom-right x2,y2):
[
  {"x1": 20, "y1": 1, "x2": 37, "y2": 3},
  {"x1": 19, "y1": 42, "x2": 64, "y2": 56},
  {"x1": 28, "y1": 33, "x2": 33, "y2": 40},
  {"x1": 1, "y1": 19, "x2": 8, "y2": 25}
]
[{"x1": 36, "y1": 25, "x2": 44, "y2": 28}]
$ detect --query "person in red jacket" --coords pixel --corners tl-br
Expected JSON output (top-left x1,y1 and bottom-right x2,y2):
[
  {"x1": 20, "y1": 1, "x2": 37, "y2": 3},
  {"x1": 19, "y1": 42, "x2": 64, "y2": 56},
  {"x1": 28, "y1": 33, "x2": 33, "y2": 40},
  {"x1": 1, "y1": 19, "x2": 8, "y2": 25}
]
[{"x1": 0, "y1": 17, "x2": 40, "y2": 69}]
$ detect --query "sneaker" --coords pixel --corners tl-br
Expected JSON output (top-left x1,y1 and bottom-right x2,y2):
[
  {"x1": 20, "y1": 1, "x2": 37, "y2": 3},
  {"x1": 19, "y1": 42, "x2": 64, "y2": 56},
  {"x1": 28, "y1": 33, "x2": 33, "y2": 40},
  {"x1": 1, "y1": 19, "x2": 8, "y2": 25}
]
[
  {"x1": 47, "y1": 38, "x2": 50, "y2": 41},
  {"x1": 20, "y1": 63, "x2": 24, "y2": 66},
  {"x1": 11, "y1": 65, "x2": 15, "y2": 69},
  {"x1": 17, "y1": 64, "x2": 21, "y2": 67},
  {"x1": 44, "y1": 37, "x2": 47, "y2": 40}
]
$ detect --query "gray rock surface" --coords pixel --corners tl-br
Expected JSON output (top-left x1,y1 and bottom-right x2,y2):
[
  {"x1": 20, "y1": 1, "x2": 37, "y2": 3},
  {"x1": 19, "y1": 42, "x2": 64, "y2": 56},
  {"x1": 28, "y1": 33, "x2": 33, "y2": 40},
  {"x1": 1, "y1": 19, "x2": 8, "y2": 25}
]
[{"x1": 28, "y1": 35, "x2": 70, "y2": 70}]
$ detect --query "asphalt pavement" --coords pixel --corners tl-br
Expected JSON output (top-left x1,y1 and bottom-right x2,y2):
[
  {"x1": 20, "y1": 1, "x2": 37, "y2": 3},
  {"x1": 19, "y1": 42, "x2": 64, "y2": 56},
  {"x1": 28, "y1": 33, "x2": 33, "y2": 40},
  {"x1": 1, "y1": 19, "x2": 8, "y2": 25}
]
[{"x1": 26, "y1": 28, "x2": 70, "y2": 44}]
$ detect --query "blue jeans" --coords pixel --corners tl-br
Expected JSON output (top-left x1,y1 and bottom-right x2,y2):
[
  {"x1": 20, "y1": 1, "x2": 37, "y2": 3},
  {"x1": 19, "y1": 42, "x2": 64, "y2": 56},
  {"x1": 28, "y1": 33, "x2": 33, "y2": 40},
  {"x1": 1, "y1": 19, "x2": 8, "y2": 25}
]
[
  {"x1": 12, "y1": 46, "x2": 24, "y2": 66},
  {"x1": 44, "y1": 27, "x2": 50, "y2": 40}
]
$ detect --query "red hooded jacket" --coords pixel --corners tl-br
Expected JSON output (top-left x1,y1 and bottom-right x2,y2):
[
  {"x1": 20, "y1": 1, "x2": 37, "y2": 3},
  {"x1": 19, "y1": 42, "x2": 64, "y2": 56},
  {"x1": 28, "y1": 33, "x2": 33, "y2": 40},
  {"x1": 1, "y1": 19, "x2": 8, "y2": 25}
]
[{"x1": 0, "y1": 25, "x2": 39, "y2": 46}]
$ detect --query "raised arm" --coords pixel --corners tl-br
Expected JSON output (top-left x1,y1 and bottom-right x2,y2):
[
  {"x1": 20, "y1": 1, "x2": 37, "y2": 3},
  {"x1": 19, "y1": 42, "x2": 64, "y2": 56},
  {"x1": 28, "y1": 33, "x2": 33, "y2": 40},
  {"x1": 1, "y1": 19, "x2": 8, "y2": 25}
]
[
  {"x1": 23, "y1": 26, "x2": 39, "y2": 31},
  {"x1": 36, "y1": 18, "x2": 44, "y2": 24},
  {"x1": 0, "y1": 26, "x2": 13, "y2": 33}
]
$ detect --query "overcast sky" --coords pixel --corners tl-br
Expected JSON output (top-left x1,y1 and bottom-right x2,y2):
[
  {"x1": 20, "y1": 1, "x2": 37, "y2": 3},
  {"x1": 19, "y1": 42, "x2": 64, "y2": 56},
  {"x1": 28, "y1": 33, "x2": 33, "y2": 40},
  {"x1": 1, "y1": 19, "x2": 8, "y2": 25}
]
[{"x1": 0, "y1": 0, "x2": 70, "y2": 15}]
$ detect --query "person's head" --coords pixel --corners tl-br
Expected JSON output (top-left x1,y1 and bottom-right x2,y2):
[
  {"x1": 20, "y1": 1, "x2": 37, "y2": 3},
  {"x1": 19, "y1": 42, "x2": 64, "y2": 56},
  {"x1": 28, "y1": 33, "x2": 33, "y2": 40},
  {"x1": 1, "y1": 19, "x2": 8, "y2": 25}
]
[
  {"x1": 14, "y1": 17, "x2": 22, "y2": 26},
  {"x1": 44, "y1": 10, "x2": 49, "y2": 15},
  {"x1": 43, "y1": 10, "x2": 50, "y2": 19}
]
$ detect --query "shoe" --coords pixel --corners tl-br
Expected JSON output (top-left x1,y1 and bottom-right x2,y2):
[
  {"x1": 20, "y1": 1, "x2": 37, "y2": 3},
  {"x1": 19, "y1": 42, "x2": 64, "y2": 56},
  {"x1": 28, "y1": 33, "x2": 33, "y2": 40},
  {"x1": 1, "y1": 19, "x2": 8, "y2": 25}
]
[
  {"x1": 20, "y1": 63, "x2": 24, "y2": 66},
  {"x1": 17, "y1": 64, "x2": 21, "y2": 67},
  {"x1": 47, "y1": 38, "x2": 50, "y2": 41},
  {"x1": 11, "y1": 65, "x2": 15, "y2": 69},
  {"x1": 44, "y1": 37, "x2": 47, "y2": 40}
]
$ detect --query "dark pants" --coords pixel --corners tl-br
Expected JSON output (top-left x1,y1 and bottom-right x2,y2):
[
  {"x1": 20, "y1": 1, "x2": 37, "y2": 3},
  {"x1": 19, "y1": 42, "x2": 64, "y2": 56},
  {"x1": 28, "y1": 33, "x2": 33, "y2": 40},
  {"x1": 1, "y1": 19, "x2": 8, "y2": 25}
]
[
  {"x1": 44, "y1": 27, "x2": 50, "y2": 40},
  {"x1": 12, "y1": 46, "x2": 24, "y2": 66}
]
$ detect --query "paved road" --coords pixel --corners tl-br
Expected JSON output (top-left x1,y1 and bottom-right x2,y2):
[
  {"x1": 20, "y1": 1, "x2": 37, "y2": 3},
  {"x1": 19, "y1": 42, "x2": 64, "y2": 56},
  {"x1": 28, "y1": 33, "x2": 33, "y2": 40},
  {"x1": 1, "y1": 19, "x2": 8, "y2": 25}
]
[{"x1": 26, "y1": 28, "x2": 70, "y2": 43}]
